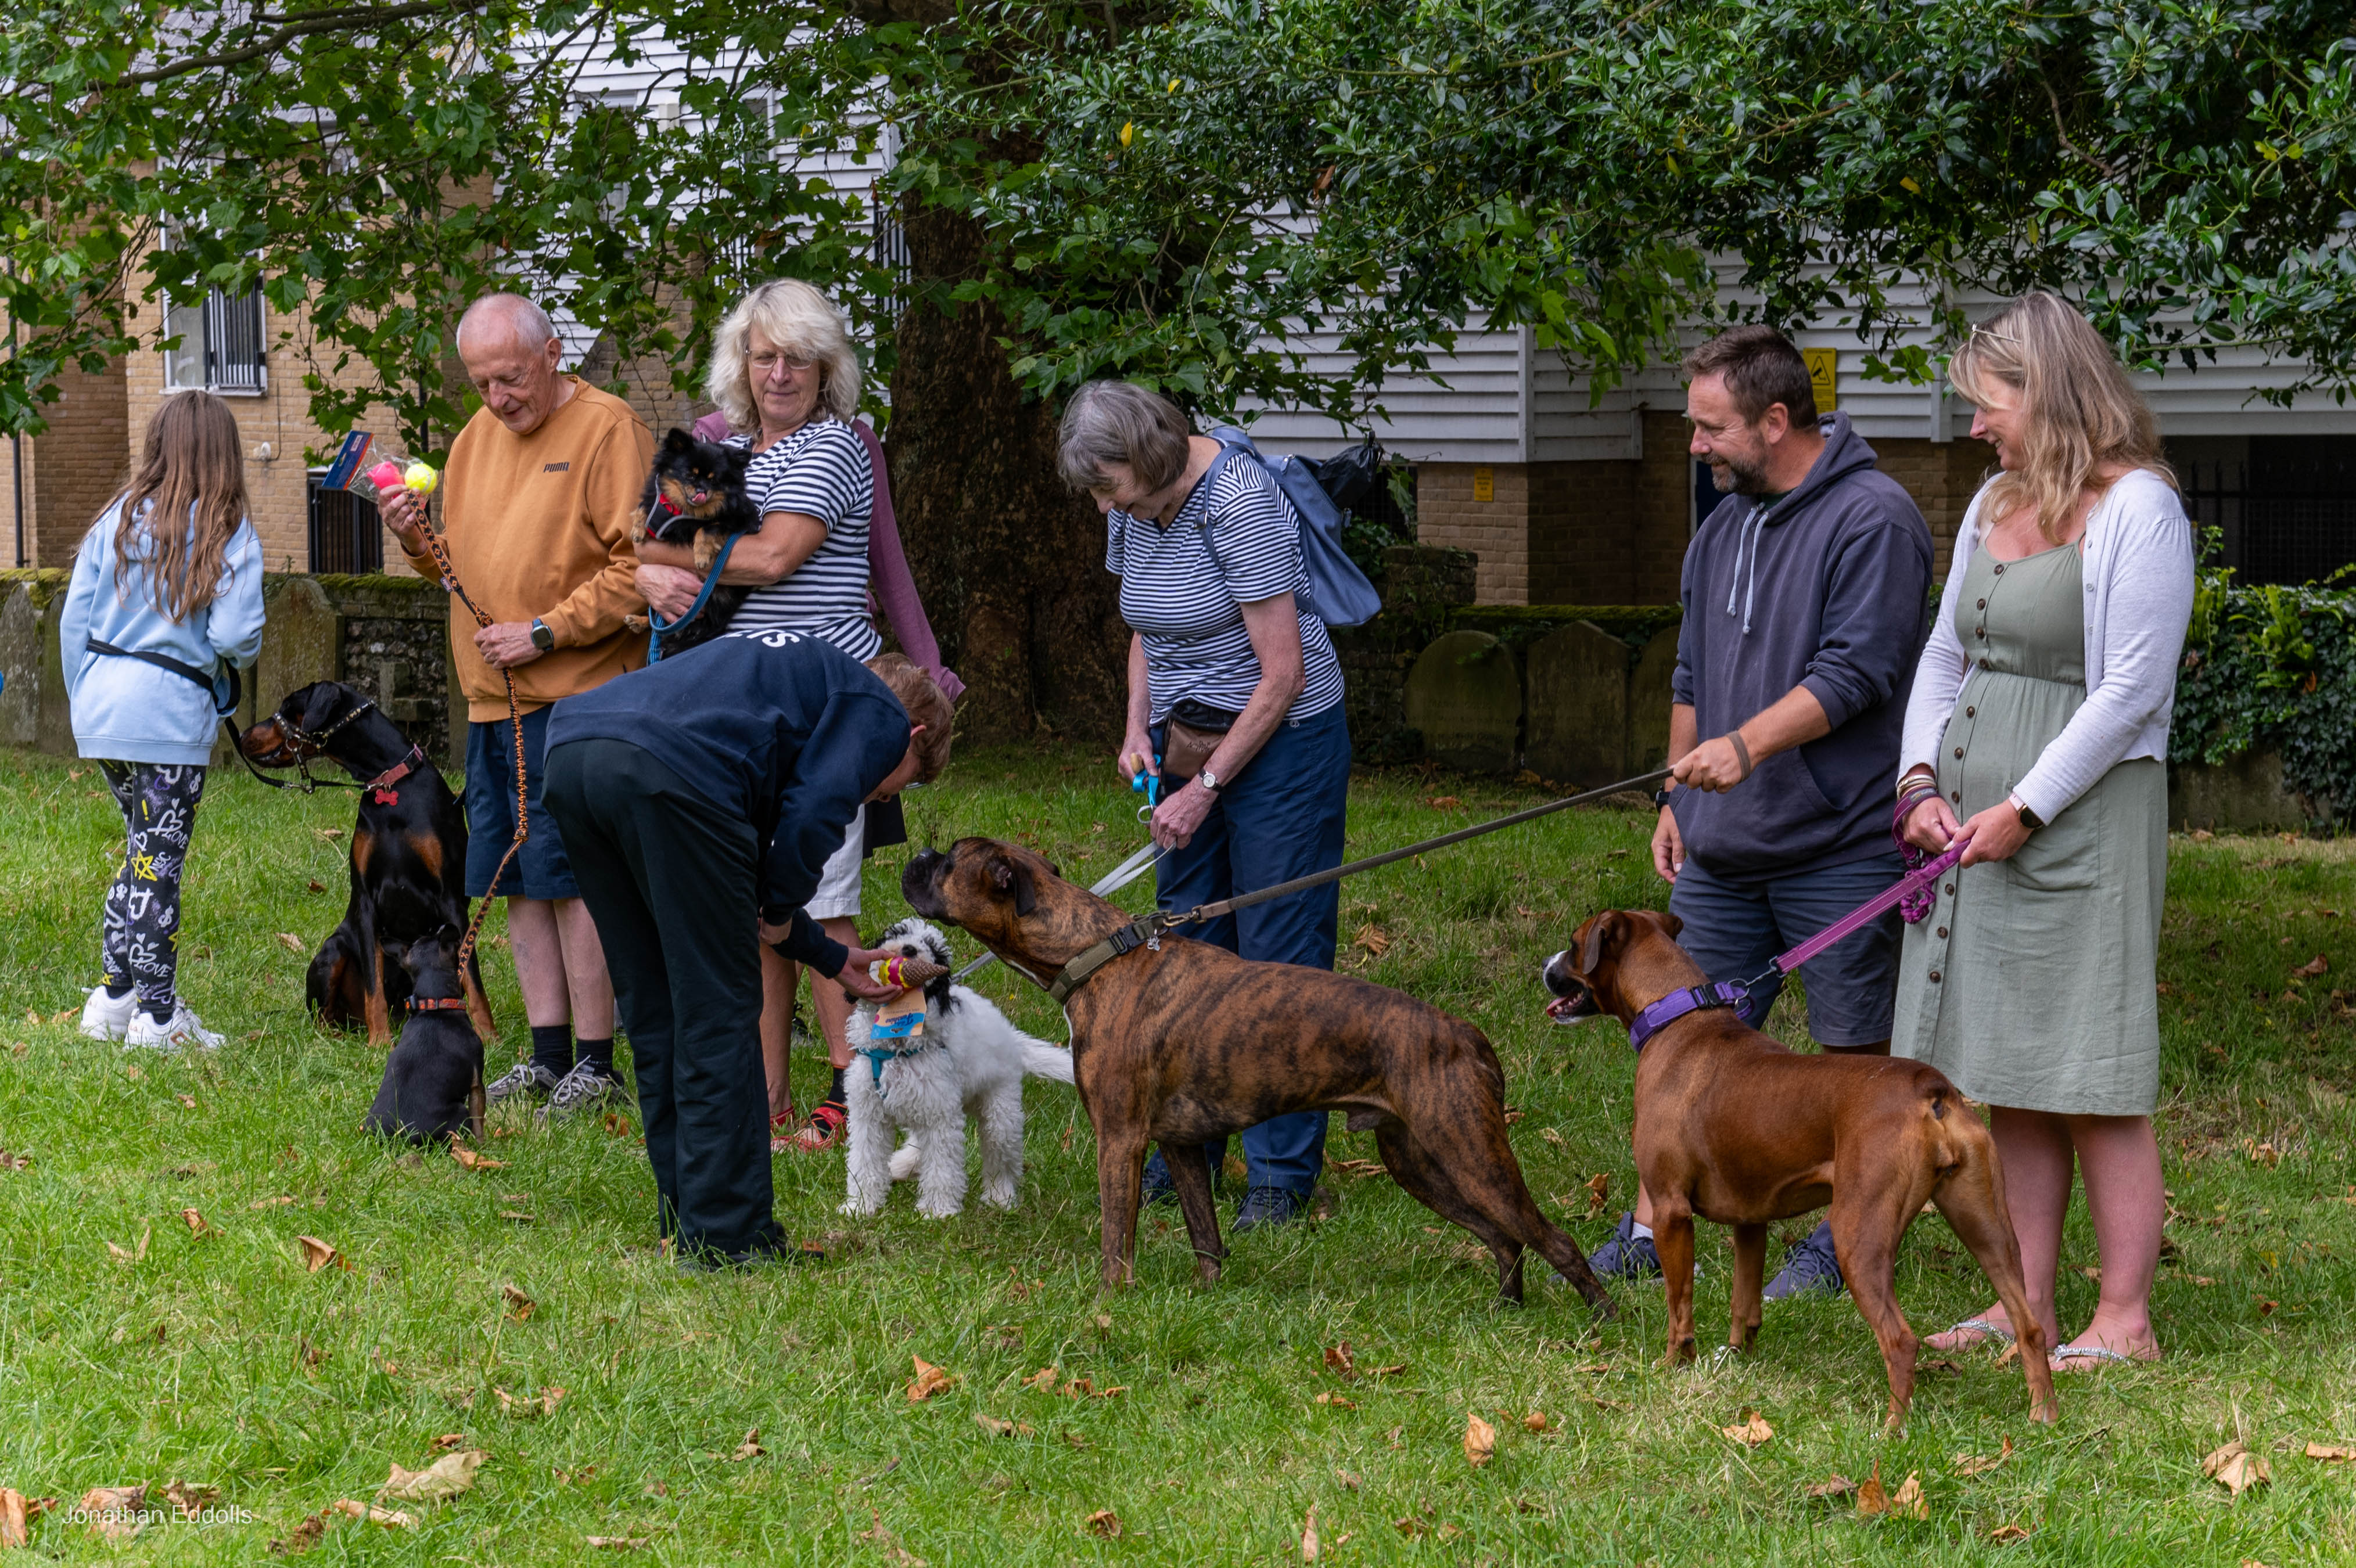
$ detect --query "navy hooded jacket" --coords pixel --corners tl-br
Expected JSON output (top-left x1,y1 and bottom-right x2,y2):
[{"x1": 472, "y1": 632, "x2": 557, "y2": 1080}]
[
  {"x1": 545, "y1": 629, "x2": 909, "y2": 973},
  {"x1": 1669, "y1": 412, "x2": 1935, "y2": 879}
]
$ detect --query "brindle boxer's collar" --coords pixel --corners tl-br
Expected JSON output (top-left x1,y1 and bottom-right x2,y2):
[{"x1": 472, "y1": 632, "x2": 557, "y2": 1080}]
[
  {"x1": 1625, "y1": 982, "x2": 1751, "y2": 1052},
  {"x1": 1045, "y1": 915, "x2": 1171, "y2": 1005}
]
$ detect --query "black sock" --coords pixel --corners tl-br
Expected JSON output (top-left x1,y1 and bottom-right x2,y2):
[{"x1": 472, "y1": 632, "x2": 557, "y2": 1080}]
[
  {"x1": 825, "y1": 1066, "x2": 846, "y2": 1106},
  {"x1": 576, "y1": 1036, "x2": 615, "y2": 1079},
  {"x1": 104, "y1": 983, "x2": 132, "y2": 1000},
  {"x1": 143, "y1": 1002, "x2": 173, "y2": 1024},
  {"x1": 529, "y1": 1024, "x2": 574, "y2": 1077}
]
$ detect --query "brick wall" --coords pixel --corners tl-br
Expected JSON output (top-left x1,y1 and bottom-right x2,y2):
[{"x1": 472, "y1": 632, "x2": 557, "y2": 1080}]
[
  {"x1": 1874, "y1": 437, "x2": 1995, "y2": 574},
  {"x1": 1, "y1": 357, "x2": 130, "y2": 569},
  {"x1": 1417, "y1": 462, "x2": 1535, "y2": 604}
]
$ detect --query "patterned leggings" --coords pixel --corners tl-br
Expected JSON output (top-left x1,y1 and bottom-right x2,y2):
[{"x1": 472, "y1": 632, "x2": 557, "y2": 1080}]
[{"x1": 97, "y1": 762, "x2": 207, "y2": 1017}]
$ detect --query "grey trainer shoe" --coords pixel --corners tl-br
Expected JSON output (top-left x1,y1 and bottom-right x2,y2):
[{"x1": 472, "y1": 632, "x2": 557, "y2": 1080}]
[
  {"x1": 1762, "y1": 1219, "x2": 1847, "y2": 1301},
  {"x1": 539, "y1": 1062, "x2": 627, "y2": 1123},
  {"x1": 483, "y1": 1061, "x2": 561, "y2": 1106}
]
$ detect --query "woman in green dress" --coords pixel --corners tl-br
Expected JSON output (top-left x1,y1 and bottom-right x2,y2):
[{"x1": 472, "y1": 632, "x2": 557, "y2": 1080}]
[{"x1": 1893, "y1": 292, "x2": 2193, "y2": 1371}]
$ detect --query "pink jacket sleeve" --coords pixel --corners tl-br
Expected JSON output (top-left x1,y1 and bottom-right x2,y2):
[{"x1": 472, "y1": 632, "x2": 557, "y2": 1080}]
[{"x1": 690, "y1": 411, "x2": 964, "y2": 702}]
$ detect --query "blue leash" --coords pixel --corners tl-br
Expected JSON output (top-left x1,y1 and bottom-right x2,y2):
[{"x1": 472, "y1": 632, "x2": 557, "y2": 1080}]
[{"x1": 645, "y1": 531, "x2": 742, "y2": 662}]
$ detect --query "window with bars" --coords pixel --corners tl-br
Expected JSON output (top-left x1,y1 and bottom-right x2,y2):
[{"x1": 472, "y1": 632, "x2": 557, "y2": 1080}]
[
  {"x1": 163, "y1": 282, "x2": 268, "y2": 395},
  {"x1": 306, "y1": 473, "x2": 383, "y2": 574}
]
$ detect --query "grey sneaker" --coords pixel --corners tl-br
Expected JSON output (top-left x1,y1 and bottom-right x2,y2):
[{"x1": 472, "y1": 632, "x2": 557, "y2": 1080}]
[
  {"x1": 483, "y1": 1061, "x2": 561, "y2": 1106},
  {"x1": 1233, "y1": 1185, "x2": 1308, "y2": 1233},
  {"x1": 1554, "y1": 1211, "x2": 1662, "y2": 1286},
  {"x1": 1763, "y1": 1219, "x2": 1847, "y2": 1301},
  {"x1": 539, "y1": 1062, "x2": 627, "y2": 1123}
]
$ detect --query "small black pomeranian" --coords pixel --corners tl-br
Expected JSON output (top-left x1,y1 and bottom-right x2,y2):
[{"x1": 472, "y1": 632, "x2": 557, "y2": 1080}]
[{"x1": 630, "y1": 427, "x2": 760, "y2": 656}]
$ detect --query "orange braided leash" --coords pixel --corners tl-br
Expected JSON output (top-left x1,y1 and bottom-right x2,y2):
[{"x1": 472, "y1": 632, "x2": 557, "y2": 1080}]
[{"x1": 417, "y1": 524, "x2": 527, "y2": 974}]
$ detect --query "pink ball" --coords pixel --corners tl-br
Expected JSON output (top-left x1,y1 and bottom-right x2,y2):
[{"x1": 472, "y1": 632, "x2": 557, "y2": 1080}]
[{"x1": 367, "y1": 460, "x2": 405, "y2": 491}]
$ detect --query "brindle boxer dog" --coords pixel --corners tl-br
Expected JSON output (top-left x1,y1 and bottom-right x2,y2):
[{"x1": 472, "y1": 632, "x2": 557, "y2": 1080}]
[
  {"x1": 903, "y1": 839, "x2": 1612, "y2": 1311},
  {"x1": 1543, "y1": 909, "x2": 2058, "y2": 1430}
]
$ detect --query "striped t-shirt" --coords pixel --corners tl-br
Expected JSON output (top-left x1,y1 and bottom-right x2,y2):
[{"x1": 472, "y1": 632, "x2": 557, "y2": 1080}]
[
  {"x1": 1106, "y1": 453, "x2": 1346, "y2": 723},
  {"x1": 724, "y1": 417, "x2": 879, "y2": 660}
]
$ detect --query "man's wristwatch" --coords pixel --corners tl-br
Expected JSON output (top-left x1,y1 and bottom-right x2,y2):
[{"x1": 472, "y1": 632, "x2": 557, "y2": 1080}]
[
  {"x1": 1652, "y1": 787, "x2": 1675, "y2": 808},
  {"x1": 529, "y1": 618, "x2": 555, "y2": 652},
  {"x1": 2006, "y1": 790, "x2": 2045, "y2": 831},
  {"x1": 1197, "y1": 768, "x2": 1224, "y2": 794}
]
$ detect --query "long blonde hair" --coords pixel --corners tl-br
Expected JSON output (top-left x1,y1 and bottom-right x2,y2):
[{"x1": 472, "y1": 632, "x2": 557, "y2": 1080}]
[
  {"x1": 1948, "y1": 290, "x2": 2175, "y2": 544},
  {"x1": 106, "y1": 391, "x2": 249, "y2": 621},
  {"x1": 703, "y1": 279, "x2": 861, "y2": 433}
]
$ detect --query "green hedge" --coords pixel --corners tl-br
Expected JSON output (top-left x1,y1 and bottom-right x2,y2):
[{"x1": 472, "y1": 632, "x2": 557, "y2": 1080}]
[{"x1": 2172, "y1": 569, "x2": 2355, "y2": 826}]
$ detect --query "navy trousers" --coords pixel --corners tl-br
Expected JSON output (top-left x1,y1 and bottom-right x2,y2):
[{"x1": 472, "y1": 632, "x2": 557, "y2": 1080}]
[{"x1": 1152, "y1": 702, "x2": 1351, "y2": 1194}]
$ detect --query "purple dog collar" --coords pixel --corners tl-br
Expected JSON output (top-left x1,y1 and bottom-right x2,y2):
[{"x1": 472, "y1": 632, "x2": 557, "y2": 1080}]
[{"x1": 1626, "y1": 981, "x2": 1751, "y2": 1052}]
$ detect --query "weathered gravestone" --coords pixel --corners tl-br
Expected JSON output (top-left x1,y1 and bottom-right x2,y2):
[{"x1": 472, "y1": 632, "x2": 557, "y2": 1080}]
[
  {"x1": 1403, "y1": 630, "x2": 1521, "y2": 775},
  {"x1": 1627, "y1": 628, "x2": 1679, "y2": 775},
  {"x1": 1524, "y1": 621, "x2": 1629, "y2": 787},
  {"x1": 0, "y1": 585, "x2": 40, "y2": 749}
]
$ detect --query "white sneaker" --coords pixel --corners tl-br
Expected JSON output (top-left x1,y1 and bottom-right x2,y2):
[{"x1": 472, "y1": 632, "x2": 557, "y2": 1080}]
[
  {"x1": 79, "y1": 985, "x2": 139, "y2": 1041},
  {"x1": 125, "y1": 1004, "x2": 225, "y2": 1052}
]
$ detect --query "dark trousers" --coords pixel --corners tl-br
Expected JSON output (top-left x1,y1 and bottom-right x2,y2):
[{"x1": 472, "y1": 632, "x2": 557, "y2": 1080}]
[
  {"x1": 1153, "y1": 701, "x2": 1352, "y2": 1193},
  {"x1": 543, "y1": 738, "x2": 783, "y2": 1261}
]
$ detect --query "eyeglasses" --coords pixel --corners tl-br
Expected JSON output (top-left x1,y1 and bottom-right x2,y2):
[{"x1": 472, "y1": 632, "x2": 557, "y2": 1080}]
[{"x1": 749, "y1": 351, "x2": 817, "y2": 375}]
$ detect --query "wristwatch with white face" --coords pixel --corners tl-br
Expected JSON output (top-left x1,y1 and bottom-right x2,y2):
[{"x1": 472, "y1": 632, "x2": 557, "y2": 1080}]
[
  {"x1": 529, "y1": 618, "x2": 554, "y2": 652},
  {"x1": 1198, "y1": 768, "x2": 1224, "y2": 794}
]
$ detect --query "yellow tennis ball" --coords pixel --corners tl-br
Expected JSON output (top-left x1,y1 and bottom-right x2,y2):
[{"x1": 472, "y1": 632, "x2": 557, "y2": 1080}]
[{"x1": 403, "y1": 461, "x2": 439, "y2": 494}]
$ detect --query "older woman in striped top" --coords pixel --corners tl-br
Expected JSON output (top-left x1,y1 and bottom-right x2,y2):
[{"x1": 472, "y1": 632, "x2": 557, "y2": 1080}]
[
  {"x1": 637, "y1": 279, "x2": 881, "y2": 1153},
  {"x1": 1058, "y1": 380, "x2": 1354, "y2": 1233}
]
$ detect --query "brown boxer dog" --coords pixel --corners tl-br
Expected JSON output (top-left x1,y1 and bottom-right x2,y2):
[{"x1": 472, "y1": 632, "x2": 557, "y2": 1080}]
[
  {"x1": 1543, "y1": 909, "x2": 2057, "y2": 1431},
  {"x1": 903, "y1": 839, "x2": 1612, "y2": 1312}
]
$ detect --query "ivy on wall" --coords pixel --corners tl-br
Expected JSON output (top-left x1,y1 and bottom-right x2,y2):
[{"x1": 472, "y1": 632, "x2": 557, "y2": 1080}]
[{"x1": 2172, "y1": 564, "x2": 2356, "y2": 827}]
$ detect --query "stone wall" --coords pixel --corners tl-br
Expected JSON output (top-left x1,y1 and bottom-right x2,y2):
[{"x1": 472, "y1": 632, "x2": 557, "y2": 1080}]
[
  {"x1": 1331, "y1": 546, "x2": 1478, "y2": 764},
  {"x1": 0, "y1": 570, "x2": 462, "y2": 771}
]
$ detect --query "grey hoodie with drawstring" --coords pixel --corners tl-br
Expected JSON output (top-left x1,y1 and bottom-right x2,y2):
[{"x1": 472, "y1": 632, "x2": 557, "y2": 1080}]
[{"x1": 1669, "y1": 412, "x2": 1935, "y2": 880}]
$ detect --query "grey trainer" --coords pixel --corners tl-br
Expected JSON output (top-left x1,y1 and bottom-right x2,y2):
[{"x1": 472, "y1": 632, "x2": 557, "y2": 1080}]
[{"x1": 483, "y1": 1061, "x2": 561, "y2": 1106}]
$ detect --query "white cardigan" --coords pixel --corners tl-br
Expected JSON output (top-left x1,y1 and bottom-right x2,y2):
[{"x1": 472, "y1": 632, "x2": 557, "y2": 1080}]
[{"x1": 1901, "y1": 469, "x2": 2195, "y2": 822}]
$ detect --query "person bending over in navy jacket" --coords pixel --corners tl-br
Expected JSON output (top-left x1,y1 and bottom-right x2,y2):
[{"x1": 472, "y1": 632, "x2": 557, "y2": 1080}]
[{"x1": 544, "y1": 631, "x2": 954, "y2": 1268}]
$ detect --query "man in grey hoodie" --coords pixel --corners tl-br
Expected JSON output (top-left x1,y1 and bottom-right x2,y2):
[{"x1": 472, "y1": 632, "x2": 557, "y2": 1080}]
[{"x1": 1592, "y1": 325, "x2": 1934, "y2": 1300}]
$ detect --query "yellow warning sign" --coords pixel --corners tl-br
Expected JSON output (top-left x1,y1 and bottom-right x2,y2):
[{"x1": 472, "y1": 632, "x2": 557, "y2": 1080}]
[
  {"x1": 1472, "y1": 466, "x2": 1495, "y2": 503},
  {"x1": 1804, "y1": 347, "x2": 1838, "y2": 412}
]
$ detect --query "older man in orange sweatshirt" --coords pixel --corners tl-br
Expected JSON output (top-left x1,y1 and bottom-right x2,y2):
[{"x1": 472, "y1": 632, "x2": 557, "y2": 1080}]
[{"x1": 375, "y1": 292, "x2": 653, "y2": 1123}]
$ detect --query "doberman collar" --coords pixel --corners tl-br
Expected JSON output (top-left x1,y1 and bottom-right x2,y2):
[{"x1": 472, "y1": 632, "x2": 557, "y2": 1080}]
[
  {"x1": 365, "y1": 745, "x2": 428, "y2": 805},
  {"x1": 405, "y1": 995, "x2": 470, "y2": 1013},
  {"x1": 1626, "y1": 982, "x2": 1752, "y2": 1052},
  {"x1": 1046, "y1": 916, "x2": 1169, "y2": 1005}
]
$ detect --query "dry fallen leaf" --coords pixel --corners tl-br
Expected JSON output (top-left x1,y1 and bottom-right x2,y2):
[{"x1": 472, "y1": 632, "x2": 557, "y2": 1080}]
[
  {"x1": 1023, "y1": 1364, "x2": 1061, "y2": 1391},
  {"x1": 1425, "y1": 795, "x2": 1460, "y2": 809},
  {"x1": 494, "y1": 1386, "x2": 566, "y2": 1419},
  {"x1": 451, "y1": 1144, "x2": 505, "y2": 1171},
  {"x1": 1855, "y1": 1462, "x2": 1887, "y2": 1516},
  {"x1": 907, "y1": 1355, "x2": 957, "y2": 1401},
  {"x1": 2294, "y1": 954, "x2": 2330, "y2": 978},
  {"x1": 182, "y1": 1207, "x2": 210, "y2": 1236},
  {"x1": 270, "y1": 1508, "x2": 331, "y2": 1555},
  {"x1": 1334, "y1": 1469, "x2": 1360, "y2": 1491},
  {"x1": 1952, "y1": 1434, "x2": 2013, "y2": 1477},
  {"x1": 1988, "y1": 1523, "x2": 2034, "y2": 1542},
  {"x1": 1367, "y1": 1362, "x2": 1407, "y2": 1377},
  {"x1": 2305, "y1": 1441, "x2": 2356, "y2": 1462},
  {"x1": 0, "y1": 1490, "x2": 57, "y2": 1548},
  {"x1": 1085, "y1": 1509, "x2": 1122, "y2": 1538},
  {"x1": 177, "y1": 1094, "x2": 197, "y2": 1110},
  {"x1": 1324, "y1": 1342, "x2": 1356, "y2": 1380},
  {"x1": 728, "y1": 1429, "x2": 766, "y2": 1462},
  {"x1": 1540, "y1": 1128, "x2": 1565, "y2": 1148},
  {"x1": 501, "y1": 1283, "x2": 536, "y2": 1322},
  {"x1": 79, "y1": 1485, "x2": 148, "y2": 1540},
  {"x1": 1301, "y1": 1504, "x2": 1320, "y2": 1562},
  {"x1": 2203, "y1": 1440, "x2": 2270, "y2": 1496},
  {"x1": 275, "y1": 932, "x2": 307, "y2": 954},
  {"x1": 1721, "y1": 1410, "x2": 1775, "y2": 1447},
  {"x1": 379, "y1": 1448, "x2": 487, "y2": 1504},
  {"x1": 430, "y1": 1433, "x2": 466, "y2": 1452},
  {"x1": 1313, "y1": 1393, "x2": 1356, "y2": 1409},
  {"x1": 1353, "y1": 925, "x2": 1391, "y2": 958},
  {"x1": 1804, "y1": 1474, "x2": 1858, "y2": 1500},
  {"x1": 1583, "y1": 1171, "x2": 1610, "y2": 1217},
  {"x1": 1463, "y1": 1411, "x2": 1497, "y2": 1467},
  {"x1": 251, "y1": 1195, "x2": 294, "y2": 1209},
  {"x1": 1523, "y1": 1411, "x2": 1549, "y2": 1433},
  {"x1": 332, "y1": 1499, "x2": 413, "y2": 1528},
  {"x1": 296, "y1": 1235, "x2": 349, "y2": 1273},
  {"x1": 1888, "y1": 1473, "x2": 1928, "y2": 1519}
]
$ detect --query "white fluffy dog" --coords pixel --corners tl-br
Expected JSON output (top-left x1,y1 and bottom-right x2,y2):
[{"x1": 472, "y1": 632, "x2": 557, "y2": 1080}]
[{"x1": 841, "y1": 918, "x2": 1075, "y2": 1218}]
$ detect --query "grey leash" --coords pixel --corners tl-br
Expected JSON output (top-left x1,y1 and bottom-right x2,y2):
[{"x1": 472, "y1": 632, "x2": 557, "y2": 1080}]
[{"x1": 951, "y1": 839, "x2": 1170, "y2": 981}]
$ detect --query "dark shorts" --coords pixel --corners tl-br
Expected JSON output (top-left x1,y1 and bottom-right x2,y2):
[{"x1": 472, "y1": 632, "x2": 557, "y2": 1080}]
[
  {"x1": 465, "y1": 705, "x2": 578, "y2": 900},
  {"x1": 1667, "y1": 851, "x2": 1904, "y2": 1046}
]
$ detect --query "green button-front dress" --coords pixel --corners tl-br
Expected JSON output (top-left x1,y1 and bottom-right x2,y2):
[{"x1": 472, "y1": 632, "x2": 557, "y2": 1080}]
[{"x1": 1892, "y1": 542, "x2": 2167, "y2": 1116}]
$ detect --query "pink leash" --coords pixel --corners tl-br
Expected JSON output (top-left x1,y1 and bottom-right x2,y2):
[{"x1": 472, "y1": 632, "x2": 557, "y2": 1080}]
[{"x1": 1760, "y1": 841, "x2": 1965, "y2": 980}]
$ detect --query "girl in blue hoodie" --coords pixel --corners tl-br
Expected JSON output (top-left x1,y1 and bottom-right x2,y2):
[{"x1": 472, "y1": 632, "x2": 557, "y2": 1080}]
[{"x1": 62, "y1": 390, "x2": 266, "y2": 1051}]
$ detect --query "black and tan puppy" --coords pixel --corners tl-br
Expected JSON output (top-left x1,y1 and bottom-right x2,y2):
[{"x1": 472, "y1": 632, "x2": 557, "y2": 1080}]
[
  {"x1": 626, "y1": 427, "x2": 757, "y2": 654},
  {"x1": 903, "y1": 838, "x2": 1611, "y2": 1311},
  {"x1": 240, "y1": 680, "x2": 493, "y2": 1046},
  {"x1": 365, "y1": 930, "x2": 486, "y2": 1144},
  {"x1": 1543, "y1": 909, "x2": 2057, "y2": 1430}
]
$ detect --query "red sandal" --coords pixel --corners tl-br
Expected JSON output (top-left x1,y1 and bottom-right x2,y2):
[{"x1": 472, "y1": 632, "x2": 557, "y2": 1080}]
[{"x1": 775, "y1": 1099, "x2": 846, "y2": 1153}]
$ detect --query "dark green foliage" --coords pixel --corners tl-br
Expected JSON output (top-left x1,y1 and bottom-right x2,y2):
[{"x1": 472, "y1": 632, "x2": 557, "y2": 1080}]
[{"x1": 2172, "y1": 566, "x2": 2356, "y2": 825}]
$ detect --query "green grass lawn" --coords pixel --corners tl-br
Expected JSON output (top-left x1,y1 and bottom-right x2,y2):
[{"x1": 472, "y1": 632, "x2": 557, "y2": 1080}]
[{"x1": 2, "y1": 739, "x2": 2353, "y2": 1564}]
